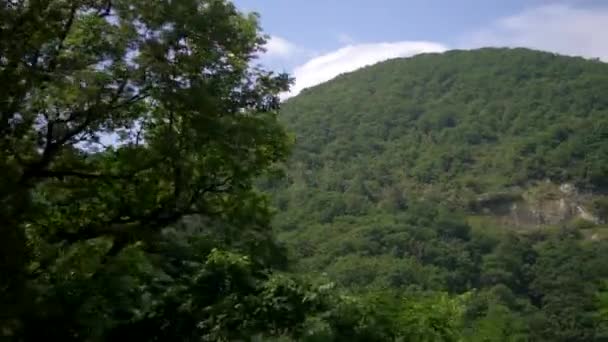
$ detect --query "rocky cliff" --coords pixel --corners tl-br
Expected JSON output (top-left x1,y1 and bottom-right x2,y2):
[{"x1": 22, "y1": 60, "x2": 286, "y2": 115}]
[{"x1": 474, "y1": 182, "x2": 604, "y2": 227}]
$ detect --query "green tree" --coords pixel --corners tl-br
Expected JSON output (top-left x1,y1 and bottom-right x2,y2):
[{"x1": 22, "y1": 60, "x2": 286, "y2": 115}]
[
  {"x1": 0, "y1": 0, "x2": 293, "y2": 339},
  {"x1": 596, "y1": 280, "x2": 608, "y2": 340},
  {"x1": 529, "y1": 234, "x2": 599, "y2": 341},
  {"x1": 466, "y1": 303, "x2": 529, "y2": 342}
]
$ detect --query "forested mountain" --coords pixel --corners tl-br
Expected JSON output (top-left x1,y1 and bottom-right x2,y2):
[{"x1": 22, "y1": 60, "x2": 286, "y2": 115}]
[
  {"x1": 264, "y1": 48, "x2": 608, "y2": 340},
  {"x1": 2, "y1": 0, "x2": 607, "y2": 339},
  {"x1": 276, "y1": 48, "x2": 608, "y2": 211}
]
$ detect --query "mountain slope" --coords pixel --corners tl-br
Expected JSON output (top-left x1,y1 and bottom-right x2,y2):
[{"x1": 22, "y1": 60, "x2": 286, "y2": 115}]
[
  {"x1": 264, "y1": 48, "x2": 608, "y2": 340},
  {"x1": 273, "y1": 48, "x2": 608, "y2": 228}
]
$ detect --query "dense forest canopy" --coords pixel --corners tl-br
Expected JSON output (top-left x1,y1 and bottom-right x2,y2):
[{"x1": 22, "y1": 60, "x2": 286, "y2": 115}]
[
  {"x1": 266, "y1": 48, "x2": 608, "y2": 341},
  {"x1": 277, "y1": 48, "x2": 608, "y2": 203},
  {"x1": 1, "y1": 0, "x2": 607, "y2": 340}
]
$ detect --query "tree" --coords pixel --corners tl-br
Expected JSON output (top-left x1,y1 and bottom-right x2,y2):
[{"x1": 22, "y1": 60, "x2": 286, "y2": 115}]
[
  {"x1": 596, "y1": 280, "x2": 608, "y2": 340},
  {"x1": 0, "y1": 0, "x2": 292, "y2": 338},
  {"x1": 529, "y1": 235, "x2": 599, "y2": 341}
]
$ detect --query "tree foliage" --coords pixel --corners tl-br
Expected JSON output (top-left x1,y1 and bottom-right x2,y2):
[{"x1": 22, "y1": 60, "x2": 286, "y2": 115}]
[{"x1": 0, "y1": 0, "x2": 297, "y2": 339}]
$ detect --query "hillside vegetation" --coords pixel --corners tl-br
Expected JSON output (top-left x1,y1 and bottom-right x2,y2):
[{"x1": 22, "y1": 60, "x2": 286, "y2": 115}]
[
  {"x1": 264, "y1": 48, "x2": 608, "y2": 340},
  {"x1": 275, "y1": 48, "x2": 608, "y2": 213},
  {"x1": 2, "y1": 2, "x2": 608, "y2": 338}
]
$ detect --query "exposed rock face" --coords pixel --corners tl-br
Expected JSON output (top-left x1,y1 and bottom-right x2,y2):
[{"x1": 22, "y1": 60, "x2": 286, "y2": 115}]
[{"x1": 475, "y1": 183, "x2": 602, "y2": 227}]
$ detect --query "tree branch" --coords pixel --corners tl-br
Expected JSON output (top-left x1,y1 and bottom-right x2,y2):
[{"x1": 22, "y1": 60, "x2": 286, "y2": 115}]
[
  {"x1": 134, "y1": 121, "x2": 145, "y2": 146},
  {"x1": 30, "y1": 170, "x2": 130, "y2": 181},
  {"x1": 97, "y1": 0, "x2": 113, "y2": 18},
  {"x1": 50, "y1": 176, "x2": 233, "y2": 249},
  {"x1": 45, "y1": 3, "x2": 77, "y2": 73},
  {"x1": 197, "y1": 176, "x2": 233, "y2": 197}
]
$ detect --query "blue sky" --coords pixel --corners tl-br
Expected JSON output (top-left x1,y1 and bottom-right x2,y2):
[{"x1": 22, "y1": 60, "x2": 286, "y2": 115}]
[
  {"x1": 237, "y1": 0, "x2": 534, "y2": 49},
  {"x1": 233, "y1": 0, "x2": 608, "y2": 97}
]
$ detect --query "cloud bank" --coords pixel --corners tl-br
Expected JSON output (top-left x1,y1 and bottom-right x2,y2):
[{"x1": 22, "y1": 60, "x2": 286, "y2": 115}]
[
  {"x1": 466, "y1": 4, "x2": 608, "y2": 61},
  {"x1": 264, "y1": 35, "x2": 299, "y2": 59},
  {"x1": 284, "y1": 41, "x2": 447, "y2": 98}
]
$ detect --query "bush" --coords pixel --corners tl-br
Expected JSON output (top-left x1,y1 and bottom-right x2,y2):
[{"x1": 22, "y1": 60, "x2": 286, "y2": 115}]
[{"x1": 572, "y1": 218, "x2": 596, "y2": 229}]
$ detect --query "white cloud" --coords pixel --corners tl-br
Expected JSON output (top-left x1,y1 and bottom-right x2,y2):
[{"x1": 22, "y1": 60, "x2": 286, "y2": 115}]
[
  {"x1": 264, "y1": 35, "x2": 298, "y2": 59},
  {"x1": 283, "y1": 41, "x2": 447, "y2": 99},
  {"x1": 465, "y1": 4, "x2": 608, "y2": 61}
]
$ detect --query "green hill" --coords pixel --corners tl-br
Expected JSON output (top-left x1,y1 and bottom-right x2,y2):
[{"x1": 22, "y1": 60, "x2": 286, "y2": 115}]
[
  {"x1": 272, "y1": 48, "x2": 608, "y2": 227},
  {"x1": 262, "y1": 48, "x2": 608, "y2": 340}
]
